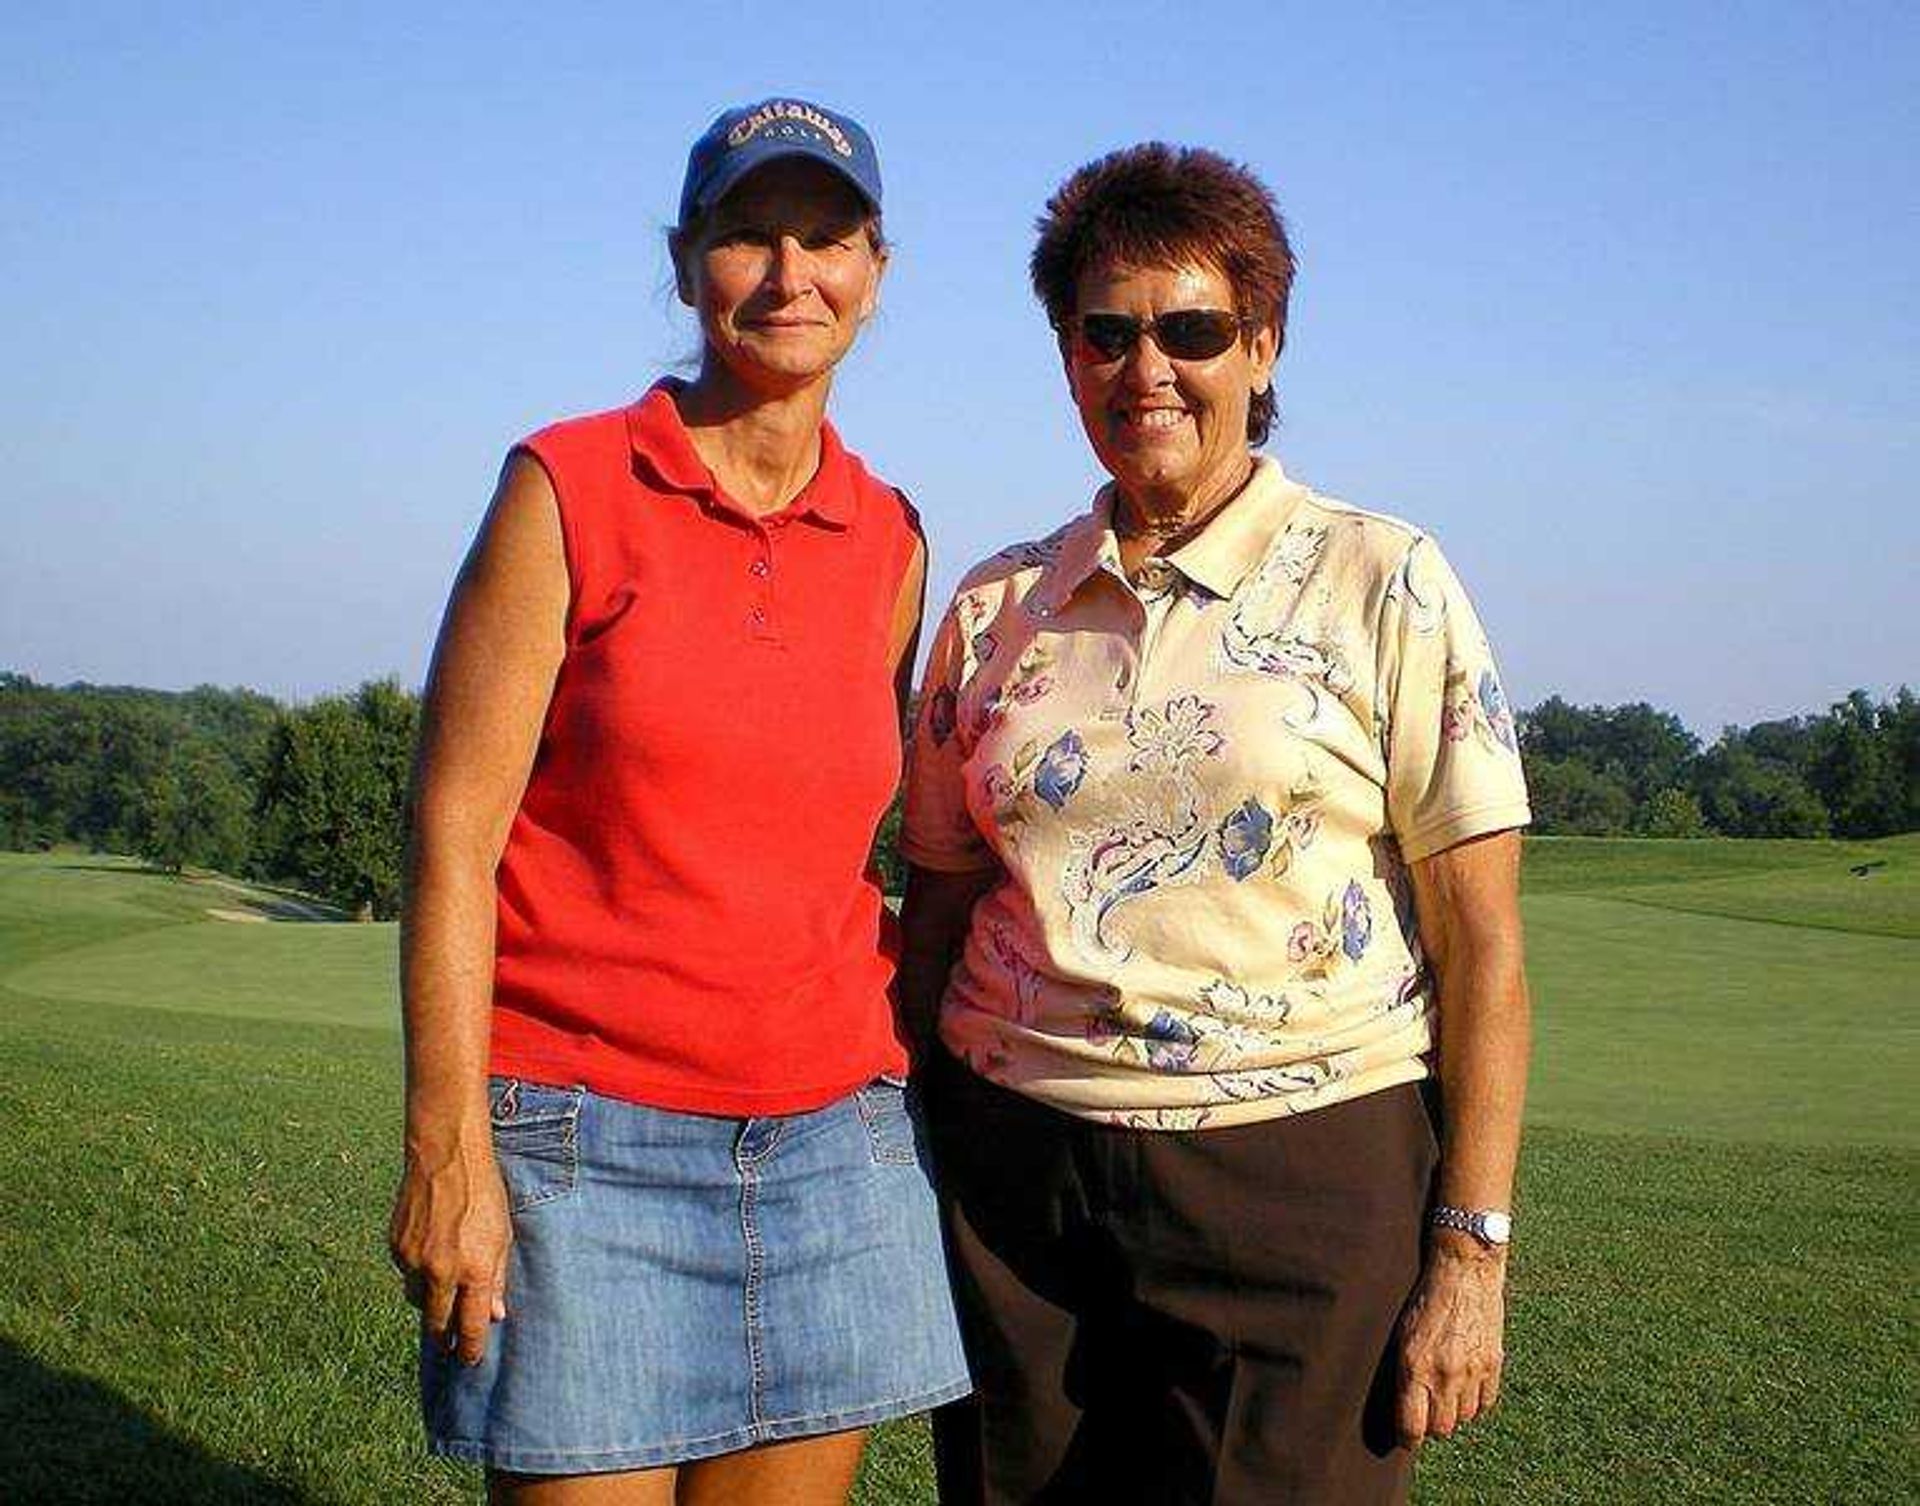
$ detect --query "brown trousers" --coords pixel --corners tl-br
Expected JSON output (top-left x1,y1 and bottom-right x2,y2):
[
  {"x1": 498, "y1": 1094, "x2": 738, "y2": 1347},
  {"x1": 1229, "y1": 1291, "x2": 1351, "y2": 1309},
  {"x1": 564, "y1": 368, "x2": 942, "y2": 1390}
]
[{"x1": 925, "y1": 1050, "x2": 1437, "y2": 1506}]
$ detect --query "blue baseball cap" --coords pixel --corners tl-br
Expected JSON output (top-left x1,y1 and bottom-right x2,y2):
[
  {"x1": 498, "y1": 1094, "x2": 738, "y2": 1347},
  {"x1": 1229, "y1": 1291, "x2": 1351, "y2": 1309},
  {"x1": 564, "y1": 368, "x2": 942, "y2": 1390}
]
[{"x1": 678, "y1": 97, "x2": 883, "y2": 227}]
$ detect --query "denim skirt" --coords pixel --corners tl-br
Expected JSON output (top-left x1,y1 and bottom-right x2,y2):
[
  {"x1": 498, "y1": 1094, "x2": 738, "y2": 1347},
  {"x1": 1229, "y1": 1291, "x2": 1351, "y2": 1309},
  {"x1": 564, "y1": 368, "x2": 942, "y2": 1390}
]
[{"x1": 422, "y1": 1075, "x2": 972, "y2": 1475}]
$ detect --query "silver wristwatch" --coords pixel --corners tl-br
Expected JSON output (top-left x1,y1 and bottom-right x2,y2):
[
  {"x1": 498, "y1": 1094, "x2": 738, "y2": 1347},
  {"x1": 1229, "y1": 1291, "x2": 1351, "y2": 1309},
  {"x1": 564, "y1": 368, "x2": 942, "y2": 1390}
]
[{"x1": 1430, "y1": 1205, "x2": 1513, "y2": 1247}]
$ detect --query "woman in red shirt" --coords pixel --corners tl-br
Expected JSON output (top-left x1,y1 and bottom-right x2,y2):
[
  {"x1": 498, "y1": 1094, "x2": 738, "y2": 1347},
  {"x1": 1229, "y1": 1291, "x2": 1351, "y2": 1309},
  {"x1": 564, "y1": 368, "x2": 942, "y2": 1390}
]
[{"x1": 388, "y1": 98, "x2": 967, "y2": 1504}]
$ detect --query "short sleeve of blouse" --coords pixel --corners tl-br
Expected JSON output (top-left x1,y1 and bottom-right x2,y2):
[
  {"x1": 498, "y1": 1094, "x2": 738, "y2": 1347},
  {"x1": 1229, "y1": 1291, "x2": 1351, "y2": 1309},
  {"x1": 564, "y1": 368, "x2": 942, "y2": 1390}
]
[
  {"x1": 1376, "y1": 534, "x2": 1532, "y2": 863},
  {"x1": 902, "y1": 597, "x2": 997, "y2": 873}
]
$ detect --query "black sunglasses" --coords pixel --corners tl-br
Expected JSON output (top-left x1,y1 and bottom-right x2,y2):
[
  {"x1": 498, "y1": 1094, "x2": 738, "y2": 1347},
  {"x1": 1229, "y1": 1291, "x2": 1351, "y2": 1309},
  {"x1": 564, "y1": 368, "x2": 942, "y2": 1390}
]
[{"x1": 1066, "y1": 308, "x2": 1253, "y2": 363}]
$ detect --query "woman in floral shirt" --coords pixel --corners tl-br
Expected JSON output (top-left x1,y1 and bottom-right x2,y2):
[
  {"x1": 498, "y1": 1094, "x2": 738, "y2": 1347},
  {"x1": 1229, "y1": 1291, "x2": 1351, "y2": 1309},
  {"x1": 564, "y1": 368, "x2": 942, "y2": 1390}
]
[{"x1": 903, "y1": 144, "x2": 1532, "y2": 1504}]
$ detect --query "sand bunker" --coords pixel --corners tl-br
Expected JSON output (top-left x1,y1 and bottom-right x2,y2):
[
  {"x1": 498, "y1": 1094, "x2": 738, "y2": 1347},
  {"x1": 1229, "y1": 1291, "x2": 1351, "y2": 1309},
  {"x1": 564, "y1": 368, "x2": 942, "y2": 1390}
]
[{"x1": 206, "y1": 907, "x2": 268, "y2": 923}]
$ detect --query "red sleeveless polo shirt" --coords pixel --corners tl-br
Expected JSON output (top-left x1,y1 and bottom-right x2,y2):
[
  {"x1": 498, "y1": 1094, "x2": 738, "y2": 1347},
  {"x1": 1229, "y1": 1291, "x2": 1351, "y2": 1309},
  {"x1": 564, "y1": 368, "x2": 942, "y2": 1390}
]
[{"x1": 488, "y1": 381, "x2": 920, "y2": 1115}]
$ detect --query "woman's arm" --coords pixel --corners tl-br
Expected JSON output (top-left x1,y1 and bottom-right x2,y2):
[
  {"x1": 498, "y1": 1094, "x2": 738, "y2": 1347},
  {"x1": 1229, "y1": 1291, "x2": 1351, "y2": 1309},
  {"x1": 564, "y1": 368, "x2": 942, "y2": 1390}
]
[
  {"x1": 889, "y1": 533, "x2": 927, "y2": 734},
  {"x1": 899, "y1": 863, "x2": 999, "y2": 1062},
  {"x1": 1395, "y1": 826, "x2": 1530, "y2": 1444},
  {"x1": 387, "y1": 452, "x2": 568, "y2": 1367}
]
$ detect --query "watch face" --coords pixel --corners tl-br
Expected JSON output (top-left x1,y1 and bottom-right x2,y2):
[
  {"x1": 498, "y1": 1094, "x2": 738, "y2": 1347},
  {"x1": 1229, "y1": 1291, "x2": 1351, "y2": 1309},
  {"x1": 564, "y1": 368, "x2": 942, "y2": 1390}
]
[{"x1": 1478, "y1": 1211, "x2": 1513, "y2": 1244}]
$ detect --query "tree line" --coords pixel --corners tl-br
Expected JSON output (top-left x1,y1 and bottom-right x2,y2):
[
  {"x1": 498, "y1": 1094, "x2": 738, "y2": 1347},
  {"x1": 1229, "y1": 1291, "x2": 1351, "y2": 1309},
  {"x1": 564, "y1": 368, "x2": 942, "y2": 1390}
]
[
  {"x1": 1520, "y1": 690, "x2": 1918, "y2": 839},
  {"x1": 0, "y1": 672, "x2": 416, "y2": 918},
  {"x1": 2, "y1": 673, "x2": 1914, "y2": 918}
]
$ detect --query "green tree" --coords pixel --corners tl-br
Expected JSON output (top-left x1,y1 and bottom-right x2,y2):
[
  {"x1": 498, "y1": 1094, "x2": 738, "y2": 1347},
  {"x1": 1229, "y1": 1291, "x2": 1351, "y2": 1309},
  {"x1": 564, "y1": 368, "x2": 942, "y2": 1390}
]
[
  {"x1": 1521, "y1": 755, "x2": 1634, "y2": 835},
  {"x1": 1515, "y1": 695, "x2": 1591, "y2": 763},
  {"x1": 1807, "y1": 690, "x2": 1903, "y2": 838},
  {"x1": 0, "y1": 685, "x2": 79, "y2": 847},
  {"x1": 1637, "y1": 786, "x2": 1708, "y2": 838},
  {"x1": 1692, "y1": 741, "x2": 1830, "y2": 837},
  {"x1": 1594, "y1": 703, "x2": 1699, "y2": 806},
  {"x1": 77, "y1": 701, "x2": 171, "y2": 853},
  {"x1": 1517, "y1": 697, "x2": 1699, "y2": 828},
  {"x1": 255, "y1": 680, "x2": 419, "y2": 918},
  {"x1": 1887, "y1": 688, "x2": 1920, "y2": 833},
  {"x1": 178, "y1": 685, "x2": 281, "y2": 788},
  {"x1": 136, "y1": 740, "x2": 252, "y2": 874},
  {"x1": 1740, "y1": 716, "x2": 1819, "y2": 777}
]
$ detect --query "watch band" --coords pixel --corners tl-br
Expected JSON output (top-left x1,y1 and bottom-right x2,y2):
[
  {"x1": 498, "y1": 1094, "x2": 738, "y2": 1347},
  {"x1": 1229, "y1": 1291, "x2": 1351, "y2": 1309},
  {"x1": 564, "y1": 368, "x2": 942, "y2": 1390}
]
[{"x1": 1430, "y1": 1204, "x2": 1513, "y2": 1246}]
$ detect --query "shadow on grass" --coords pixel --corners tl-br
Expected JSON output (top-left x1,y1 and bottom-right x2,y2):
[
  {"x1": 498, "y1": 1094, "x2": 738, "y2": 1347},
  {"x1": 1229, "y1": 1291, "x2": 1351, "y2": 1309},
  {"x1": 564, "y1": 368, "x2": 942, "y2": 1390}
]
[{"x1": 0, "y1": 1338, "x2": 314, "y2": 1503}]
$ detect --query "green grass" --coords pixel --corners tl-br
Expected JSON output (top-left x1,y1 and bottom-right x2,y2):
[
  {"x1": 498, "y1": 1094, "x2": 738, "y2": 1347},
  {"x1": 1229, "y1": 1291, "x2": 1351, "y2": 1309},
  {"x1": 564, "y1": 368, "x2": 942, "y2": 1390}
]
[
  {"x1": 8, "y1": 910, "x2": 399, "y2": 1029},
  {"x1": 0, "y1": 841, "x2": 1915, "y2": 1502},
  {"x1": 1523, "y1": 834, "x2": 1920, "y2": 938},
  {"x1": 1523, "y1": 895, "x2": 1916, "y2": 1146},
  {"x1": 1520, "y1": 834, "x2": 1901, "y2": 892}
]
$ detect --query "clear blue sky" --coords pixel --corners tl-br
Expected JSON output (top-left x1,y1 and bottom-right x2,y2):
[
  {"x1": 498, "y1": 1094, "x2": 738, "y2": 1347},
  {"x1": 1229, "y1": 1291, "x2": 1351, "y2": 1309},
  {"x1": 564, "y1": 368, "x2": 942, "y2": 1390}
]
[{"x1": 4, "y1": 3, "x2": 1914, "y2": 737}]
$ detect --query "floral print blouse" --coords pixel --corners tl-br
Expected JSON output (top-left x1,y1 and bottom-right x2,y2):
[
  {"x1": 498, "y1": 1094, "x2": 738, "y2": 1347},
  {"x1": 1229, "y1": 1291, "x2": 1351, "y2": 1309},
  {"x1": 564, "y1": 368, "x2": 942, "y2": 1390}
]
[{"x1": 903, "y1": 459, "x2": 1531, "y2": 1129}]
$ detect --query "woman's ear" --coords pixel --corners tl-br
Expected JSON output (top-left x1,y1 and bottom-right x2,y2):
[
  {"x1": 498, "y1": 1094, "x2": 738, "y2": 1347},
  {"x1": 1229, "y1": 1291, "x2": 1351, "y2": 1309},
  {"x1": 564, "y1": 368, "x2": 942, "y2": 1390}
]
[
  {"x1": 1249, "y1": 320, "x2": 1279, "y2": 396},
  {"x1": 860, "y1": 242, "x2": 890, "y2": 321}
]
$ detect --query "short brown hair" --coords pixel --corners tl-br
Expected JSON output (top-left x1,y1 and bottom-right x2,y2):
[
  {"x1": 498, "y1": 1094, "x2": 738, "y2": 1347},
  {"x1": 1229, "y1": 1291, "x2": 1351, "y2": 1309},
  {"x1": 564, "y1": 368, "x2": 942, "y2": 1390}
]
[{"x1": 1031, "y1": 143, "x2": 1295, "y2": 444}]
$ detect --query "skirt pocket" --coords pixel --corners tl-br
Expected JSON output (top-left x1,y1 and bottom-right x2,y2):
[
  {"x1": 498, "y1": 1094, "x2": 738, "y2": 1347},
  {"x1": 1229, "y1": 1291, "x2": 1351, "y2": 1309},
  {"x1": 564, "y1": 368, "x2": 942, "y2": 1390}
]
[
  {"x1": 852, "y1": 1077, "x2": 920, "y2": 1166},
  {"x1": 488, "y1": 1077, "x2": 583, "y2": 1212}
]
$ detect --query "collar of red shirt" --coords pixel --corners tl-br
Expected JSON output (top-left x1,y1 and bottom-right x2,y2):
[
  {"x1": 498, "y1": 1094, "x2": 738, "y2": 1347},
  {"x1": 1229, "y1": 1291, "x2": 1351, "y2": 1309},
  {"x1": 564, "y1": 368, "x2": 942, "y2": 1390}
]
[{"x1": 624, "y1": 379, "x2": 858, "y2": 529}]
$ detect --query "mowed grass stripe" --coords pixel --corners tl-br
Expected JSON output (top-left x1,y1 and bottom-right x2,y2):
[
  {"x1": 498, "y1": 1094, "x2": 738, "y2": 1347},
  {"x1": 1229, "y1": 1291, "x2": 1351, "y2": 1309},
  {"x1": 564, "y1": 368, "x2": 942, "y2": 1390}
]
[
  {"x1": 1520, "y1": 833, "x2": 1911, "y2": 894},
  {"x1": 0, "y1": 856, "x2": 214, "y2": 969},
  {"x1": 1602, "y1": 861, "x2": 1920, "y2": 939},
  {"x1": 1525, "y1": 893, "x2": 1917, "y2": 1147},
  {"x1": 0, "y1": 855, "x2": 395, "y2": 1034},
  {"x1": 8, "y1": 919, "x2": 401, "y2": 1032},
  {"x1": 1522, "y1": 828, "x2": 1920, "y2": 938}
]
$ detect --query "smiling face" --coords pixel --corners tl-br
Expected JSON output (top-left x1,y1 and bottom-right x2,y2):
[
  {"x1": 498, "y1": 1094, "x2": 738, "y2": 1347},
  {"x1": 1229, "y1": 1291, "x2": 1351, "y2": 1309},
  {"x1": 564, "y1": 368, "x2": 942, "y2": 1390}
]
[
  {"x1": 675, "y1": 157, "x2": 886, "y2": 396},
  {"x1": 1065, "y1": 259, "x2": 1277, "y2": 524}
]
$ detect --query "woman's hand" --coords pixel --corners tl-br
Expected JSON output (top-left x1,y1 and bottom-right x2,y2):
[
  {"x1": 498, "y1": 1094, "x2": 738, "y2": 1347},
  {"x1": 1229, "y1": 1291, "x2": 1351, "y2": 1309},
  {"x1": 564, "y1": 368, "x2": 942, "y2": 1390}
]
[
  {"x1": 1395, "y1": 1238, "x2": 1507, "y2": 1444},
  {"x1": 388, "y1": 1132, "x2": 512, "y2": 1365}
]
